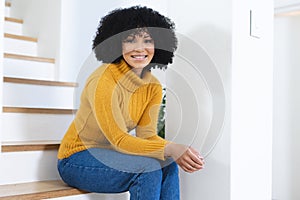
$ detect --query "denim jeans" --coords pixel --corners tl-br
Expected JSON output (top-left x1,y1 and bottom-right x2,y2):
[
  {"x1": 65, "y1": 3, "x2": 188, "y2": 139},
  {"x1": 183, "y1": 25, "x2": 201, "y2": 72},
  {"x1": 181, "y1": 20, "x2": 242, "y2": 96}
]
[{"x1": 57, "y1": 148, "x2": 179, "y2": 200}]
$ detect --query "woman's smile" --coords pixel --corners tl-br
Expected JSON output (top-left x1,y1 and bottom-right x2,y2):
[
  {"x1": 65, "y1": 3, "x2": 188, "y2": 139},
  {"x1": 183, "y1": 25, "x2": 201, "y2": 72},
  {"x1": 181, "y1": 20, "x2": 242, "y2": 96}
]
[{"x1": 130, "y1": 55, "x2": 148, "y2": 60}]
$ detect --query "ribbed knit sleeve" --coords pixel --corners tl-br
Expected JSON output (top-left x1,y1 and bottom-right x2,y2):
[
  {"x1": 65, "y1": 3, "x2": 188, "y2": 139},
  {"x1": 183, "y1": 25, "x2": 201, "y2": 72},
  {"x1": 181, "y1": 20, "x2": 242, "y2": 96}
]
[
  {"x1": 135, "y1": 84, "x2": 162, "y2": 139},
  {"x1": 88, "y1": 69, "x2": 168, "y2": 160}
]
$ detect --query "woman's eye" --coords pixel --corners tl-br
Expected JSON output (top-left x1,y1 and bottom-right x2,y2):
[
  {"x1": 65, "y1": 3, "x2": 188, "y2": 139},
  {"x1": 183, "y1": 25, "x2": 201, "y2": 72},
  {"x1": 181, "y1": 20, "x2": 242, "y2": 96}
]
[
  {"x1": 123, "y1": 37, "x2": 135, "y2": 43},
  {"x1": 144, "y1": 39, "x2": 154, "y2": 43},
  {"x1": 124, "y1": 39, "x2": 134, "y2": 43}
]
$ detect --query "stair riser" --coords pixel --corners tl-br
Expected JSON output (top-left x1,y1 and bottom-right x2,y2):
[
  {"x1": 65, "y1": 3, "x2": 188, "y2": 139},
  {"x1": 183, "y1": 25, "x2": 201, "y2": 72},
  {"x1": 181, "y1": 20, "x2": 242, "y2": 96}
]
[
  {"x1": 3, "y1": 83, "x2": 75, "y2": 109},
  {"x1": 0, "y1": 151, "x2": 60, "y2": 185},
  {"x1": 2, "y1": 113, "x2": 74, "y2": 142},
  {"x1": 4, "y1": 21, "x2": 23, "y2": 35},
  {"x1": 3, "y1": 58, "x2": 55, "y2": 80},
  {"x1": 4, "y1": 38, "x2": 38, "y2": 56},
  {"x1": 5, "y1": 7, "x2": 10, "y2": 16}
]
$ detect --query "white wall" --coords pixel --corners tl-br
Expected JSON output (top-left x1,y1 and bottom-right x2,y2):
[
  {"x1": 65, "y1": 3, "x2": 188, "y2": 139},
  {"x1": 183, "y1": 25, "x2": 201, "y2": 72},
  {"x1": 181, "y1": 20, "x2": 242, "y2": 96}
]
[
  {"x1": 166, "y1": 0, "x2": 231, "y2": 199},
  {"x1": 273, "y1": 14, "x2": 300, "y2": 200},
  {"x1": 231, "y1": 0, "x2": 273, "y2": 200}
]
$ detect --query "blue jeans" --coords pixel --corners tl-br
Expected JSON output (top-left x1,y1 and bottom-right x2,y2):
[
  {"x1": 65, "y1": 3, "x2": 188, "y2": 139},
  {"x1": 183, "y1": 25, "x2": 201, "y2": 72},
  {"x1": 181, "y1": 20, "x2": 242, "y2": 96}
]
[{"x1": 57, "y1": 148, "x2": 179, "y2": 200}]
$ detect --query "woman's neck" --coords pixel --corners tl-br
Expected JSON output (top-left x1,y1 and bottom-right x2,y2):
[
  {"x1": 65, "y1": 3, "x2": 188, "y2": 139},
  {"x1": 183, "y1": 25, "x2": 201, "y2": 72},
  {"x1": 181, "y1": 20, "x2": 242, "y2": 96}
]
[{"x1": 131, "y1": 68, "x2": 143, "y2": 78}]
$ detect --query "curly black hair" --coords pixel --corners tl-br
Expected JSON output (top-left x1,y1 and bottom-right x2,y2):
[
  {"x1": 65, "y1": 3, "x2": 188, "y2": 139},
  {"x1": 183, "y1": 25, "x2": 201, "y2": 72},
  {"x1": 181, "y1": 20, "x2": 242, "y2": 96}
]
[{"x1": 92, "y1": 6, "x2": 177, "y2": 70}]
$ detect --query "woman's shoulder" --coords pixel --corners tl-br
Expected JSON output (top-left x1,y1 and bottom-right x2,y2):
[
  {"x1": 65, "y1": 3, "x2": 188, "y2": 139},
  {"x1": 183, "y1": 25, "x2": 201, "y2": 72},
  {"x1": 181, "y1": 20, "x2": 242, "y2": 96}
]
[
  {"x1": 87, "y1": 64, "x2": 108, "y2": 79},
  {"x1": 85, "y1": 64, "x2": 115, "y2": 85}
]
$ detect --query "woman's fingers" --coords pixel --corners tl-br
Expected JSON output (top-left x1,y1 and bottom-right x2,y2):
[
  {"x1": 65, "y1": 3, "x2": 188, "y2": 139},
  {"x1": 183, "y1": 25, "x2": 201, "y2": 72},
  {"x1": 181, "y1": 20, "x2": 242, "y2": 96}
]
[
  {"x1": 176, "y1": 159, "x2": 197, "y2": 173},
  {"x1": 167, "y1": 143, "x2": 205, "y2": 173},
  {"x1": 187, "y1": 148, "x2": 205, "y2": 166},
  {"x1": 181, "y1": 155, "x2": 203, "y2": 170},
  {"x1": 176, "y1": 148, "x2": 205, "y2": 173}
]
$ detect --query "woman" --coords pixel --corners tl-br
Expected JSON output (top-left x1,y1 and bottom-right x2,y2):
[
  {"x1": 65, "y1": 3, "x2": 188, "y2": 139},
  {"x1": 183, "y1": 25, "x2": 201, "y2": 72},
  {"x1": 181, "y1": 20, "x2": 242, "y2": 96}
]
[{"x1": 57, "y1": 6, "x2": 204, "y2": 200}]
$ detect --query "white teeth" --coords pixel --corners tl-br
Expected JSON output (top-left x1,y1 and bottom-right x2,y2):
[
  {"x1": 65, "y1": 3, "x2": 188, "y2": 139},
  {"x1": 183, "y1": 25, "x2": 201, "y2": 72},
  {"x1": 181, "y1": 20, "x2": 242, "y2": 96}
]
[
  {"x1": 131, "y1": 55, "x2": 147, "y2": 60},
  {"x1": 132, "y1": 55, "x2": 146, "y2": 58}
]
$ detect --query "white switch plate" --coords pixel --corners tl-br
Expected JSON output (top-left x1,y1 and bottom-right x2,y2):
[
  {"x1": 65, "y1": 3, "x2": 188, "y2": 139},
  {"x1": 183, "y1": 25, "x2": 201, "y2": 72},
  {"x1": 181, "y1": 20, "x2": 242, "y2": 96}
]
[{"x1": 250, "y1": 10, "x2": 261, "y2": 38}]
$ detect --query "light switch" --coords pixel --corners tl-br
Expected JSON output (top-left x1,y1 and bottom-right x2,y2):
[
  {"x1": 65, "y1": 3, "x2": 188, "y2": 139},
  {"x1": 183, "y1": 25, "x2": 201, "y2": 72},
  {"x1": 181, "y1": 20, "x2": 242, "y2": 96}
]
[{"x1": 250, "y1": 10, "x2": 261, "y2": 38}]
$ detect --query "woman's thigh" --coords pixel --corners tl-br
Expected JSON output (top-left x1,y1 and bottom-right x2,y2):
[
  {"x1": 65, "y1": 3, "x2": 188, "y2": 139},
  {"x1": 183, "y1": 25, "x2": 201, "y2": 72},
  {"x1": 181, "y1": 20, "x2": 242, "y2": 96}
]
[{"x1": 57, "y1": 148, "x2": 162, "y2": 193}]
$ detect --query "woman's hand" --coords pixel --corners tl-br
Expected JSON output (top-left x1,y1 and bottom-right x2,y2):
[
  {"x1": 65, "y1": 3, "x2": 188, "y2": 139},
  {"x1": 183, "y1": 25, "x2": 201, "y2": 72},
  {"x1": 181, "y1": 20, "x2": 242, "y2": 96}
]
[{"x1": 165, "y1": 143, "x2": 205, "y2": 173}]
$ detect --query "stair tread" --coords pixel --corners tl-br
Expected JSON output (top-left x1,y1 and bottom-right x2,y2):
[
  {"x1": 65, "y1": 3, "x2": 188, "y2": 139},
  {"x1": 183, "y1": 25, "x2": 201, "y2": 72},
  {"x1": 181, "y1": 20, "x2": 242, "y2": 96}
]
[
  {"x1": 4, "y1": 53, "x2": 55, "y2": 63},
  {"x1": 1, "y1": 140, "x2": 61, "y2": 152},
  {"x1": 5, "y1": 2, "x2": 11, "y2": 7},
  {"x1": 0, "y1": 180, "x2": 88, "y2": 199},
  {"x1": 4, "y1": 33, "x2": 38, "y2": 42},
  {"x1": 3, "y1": 107, "x2": 76, "y2": 114},
  {"x1": 4, "y1": 17, "x2": 23, "y2": 24},
  {"x1": 4, "y1": 77, "x2": 78, "y2": 87},
  {"x1": 2, "y1": 140, "x2": 61, "y2": 145}
]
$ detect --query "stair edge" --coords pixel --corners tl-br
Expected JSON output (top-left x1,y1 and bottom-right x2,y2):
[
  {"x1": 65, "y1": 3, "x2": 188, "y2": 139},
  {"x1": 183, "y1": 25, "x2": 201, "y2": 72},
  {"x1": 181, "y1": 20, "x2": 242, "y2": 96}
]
[{"x1": 0, "y1": 180, "x2": 89, "y2": 199}]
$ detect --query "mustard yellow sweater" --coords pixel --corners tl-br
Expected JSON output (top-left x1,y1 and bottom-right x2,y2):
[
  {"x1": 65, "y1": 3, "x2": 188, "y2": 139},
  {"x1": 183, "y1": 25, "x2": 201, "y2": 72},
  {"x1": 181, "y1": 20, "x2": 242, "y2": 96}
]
[{"x1": 57, "y1": 59, "x2": 168, "y2": 160}]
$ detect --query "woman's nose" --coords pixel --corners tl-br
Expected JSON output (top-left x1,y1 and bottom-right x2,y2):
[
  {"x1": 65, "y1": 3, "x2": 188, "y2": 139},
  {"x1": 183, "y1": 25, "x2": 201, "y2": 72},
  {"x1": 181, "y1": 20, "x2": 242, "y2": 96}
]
[{"x1": 133, "y1": 42, "x2": 145, "y2": 51}]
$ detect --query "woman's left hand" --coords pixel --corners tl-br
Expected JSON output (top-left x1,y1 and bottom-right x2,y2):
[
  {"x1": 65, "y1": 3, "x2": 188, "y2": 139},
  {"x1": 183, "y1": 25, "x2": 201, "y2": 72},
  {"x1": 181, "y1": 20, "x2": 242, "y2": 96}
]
[{"x1": 165, "y1": 143, "x2": 205, "y2": 173}]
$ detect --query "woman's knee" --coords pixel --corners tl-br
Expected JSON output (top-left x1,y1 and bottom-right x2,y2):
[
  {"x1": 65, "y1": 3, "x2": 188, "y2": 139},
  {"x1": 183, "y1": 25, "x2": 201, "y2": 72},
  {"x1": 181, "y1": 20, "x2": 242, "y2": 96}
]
[{"x1": 130, "y1": 156, "x2": 162, "y2": 173}]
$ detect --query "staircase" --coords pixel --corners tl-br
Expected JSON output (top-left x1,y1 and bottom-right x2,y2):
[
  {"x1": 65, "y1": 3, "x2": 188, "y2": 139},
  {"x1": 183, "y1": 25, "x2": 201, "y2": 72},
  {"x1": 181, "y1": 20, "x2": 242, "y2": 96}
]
[{"x1": 0, "y1": 1, "x2": 88, "y2": 199}]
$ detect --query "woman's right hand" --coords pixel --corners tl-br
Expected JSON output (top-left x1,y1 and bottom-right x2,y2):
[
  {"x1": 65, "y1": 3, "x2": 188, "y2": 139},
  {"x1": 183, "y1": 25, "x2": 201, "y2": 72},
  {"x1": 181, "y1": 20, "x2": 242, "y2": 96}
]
[{"x1": 164, "y1": 143, "x2": 205, "y2": 173}]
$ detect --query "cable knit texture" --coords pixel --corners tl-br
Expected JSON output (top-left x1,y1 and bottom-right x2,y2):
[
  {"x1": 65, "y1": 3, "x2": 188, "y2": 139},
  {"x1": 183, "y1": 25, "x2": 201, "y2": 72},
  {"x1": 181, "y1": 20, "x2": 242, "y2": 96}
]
[{"x1": 58, "y1": 59, "x2": 168, "y2": 160}]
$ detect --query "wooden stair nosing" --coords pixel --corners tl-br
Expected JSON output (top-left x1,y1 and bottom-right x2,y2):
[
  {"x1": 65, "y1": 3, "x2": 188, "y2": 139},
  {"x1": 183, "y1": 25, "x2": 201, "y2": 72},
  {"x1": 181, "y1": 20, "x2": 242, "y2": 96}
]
[
  {"x1": 0, "y1": 189, "x2": 89, "y2": 200},
  {"x1": 3, "y1": 107, "x2": 76, "y2": 115},
  {"x1": 4, "y1": 53, "x2": 55, "y2": 63},
  {"x1": 4, "y1": 33, "x2": 38, "y2": 43},
  {"x1": 5, "y1": 2, "x2": 11, "y2": 7},
  {"x1": 4, "y1": 17, "x2": 23, "y2": 24},
  {"x1": 0, "y1": 180, "x2": 89, "y2": 200},
  {"x1": 4, "y1": 77, "x2": 78, "y2": 87},
  {"x1": 1, "y1": 143, "x2": 60, "y2": 152}
]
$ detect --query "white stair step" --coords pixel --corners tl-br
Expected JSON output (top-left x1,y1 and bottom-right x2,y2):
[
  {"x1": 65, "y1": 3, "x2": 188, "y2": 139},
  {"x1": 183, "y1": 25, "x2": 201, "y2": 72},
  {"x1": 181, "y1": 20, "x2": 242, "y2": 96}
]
[
  {"x1": 5, "y1": 2, "x2": 11, "y2": 17},
  {"x1": 3, "y1": 54, "x2": 55, "y2": 80},
  {"x1": 0, "y1": 151, "x2": 60, "y2": 185},
  {"x1": 4, "y1": 34, "x2": 38, "y2": 56},
  {"x1": 3, "y1": 78, "x2": 76, "y2": 109},
  {"x1": 2, "y1": 112, "x2": 74, "y2": 142},
  {"x1": 4, "y1": 17, "x2": 23, "y2": 35},
  {"x1": 5, "y1": 6, "x2": 10, "y2": 17}
]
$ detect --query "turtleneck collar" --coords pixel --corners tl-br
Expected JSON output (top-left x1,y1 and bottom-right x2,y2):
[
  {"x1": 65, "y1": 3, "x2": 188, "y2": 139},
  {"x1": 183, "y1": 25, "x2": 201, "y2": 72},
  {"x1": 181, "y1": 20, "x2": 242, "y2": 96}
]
[{"x1": 108, "y1": 59, "x2": 154, "y2": 92}]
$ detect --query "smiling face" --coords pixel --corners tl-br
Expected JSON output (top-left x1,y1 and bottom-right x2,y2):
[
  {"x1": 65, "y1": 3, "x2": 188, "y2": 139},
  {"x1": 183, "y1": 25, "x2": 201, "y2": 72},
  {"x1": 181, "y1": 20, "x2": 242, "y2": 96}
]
[{"x1": 122, "y1": 31, "x2": 155, "y2": 76}]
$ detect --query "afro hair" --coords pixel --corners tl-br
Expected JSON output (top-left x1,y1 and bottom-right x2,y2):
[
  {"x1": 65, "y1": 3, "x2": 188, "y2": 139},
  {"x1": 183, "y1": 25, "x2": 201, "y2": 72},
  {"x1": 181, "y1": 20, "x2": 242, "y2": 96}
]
[{"x1": 92, "y1": 6, "x2": 177, "y2": 70}]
